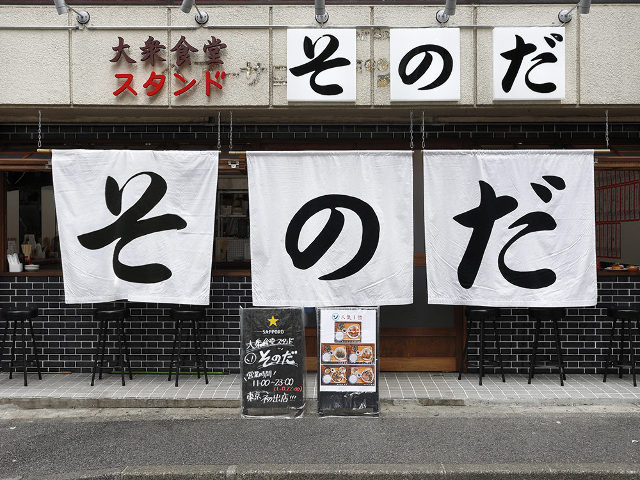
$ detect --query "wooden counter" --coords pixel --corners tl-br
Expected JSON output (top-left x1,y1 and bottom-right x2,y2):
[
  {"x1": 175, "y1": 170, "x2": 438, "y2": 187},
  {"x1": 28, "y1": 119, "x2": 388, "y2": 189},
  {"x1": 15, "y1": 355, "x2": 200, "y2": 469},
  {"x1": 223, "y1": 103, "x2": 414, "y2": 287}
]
[{"x1": 597, "y1": 269, "x2": 640, "y2": 276}]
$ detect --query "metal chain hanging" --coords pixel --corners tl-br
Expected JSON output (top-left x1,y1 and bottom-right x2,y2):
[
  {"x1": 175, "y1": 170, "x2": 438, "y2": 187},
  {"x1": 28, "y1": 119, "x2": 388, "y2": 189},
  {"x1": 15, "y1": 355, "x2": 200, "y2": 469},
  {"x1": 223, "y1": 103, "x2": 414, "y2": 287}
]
[
  {"x1": 217, "y1": 111, "x2": 221, "y2": 150},
  {"x1": 605, "y1": 109, "x2": 610, "y2": 149},
  {"x1": 37, "y1": 109, "x2": 42, "y2": 149},
  {"x1": 421, "y1": 111, "x2": 425, "y2": 151},
  {"x1": 409, "y1": 110, "x2": 414, "y2": 150}
]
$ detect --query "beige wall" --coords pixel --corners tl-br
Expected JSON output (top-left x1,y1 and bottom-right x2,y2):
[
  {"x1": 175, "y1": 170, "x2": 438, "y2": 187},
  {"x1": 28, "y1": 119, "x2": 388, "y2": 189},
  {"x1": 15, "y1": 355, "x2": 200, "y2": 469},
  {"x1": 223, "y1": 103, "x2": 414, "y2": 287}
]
[{"x1": 1, "y1": 4, "x2": 639, "y2": 119}]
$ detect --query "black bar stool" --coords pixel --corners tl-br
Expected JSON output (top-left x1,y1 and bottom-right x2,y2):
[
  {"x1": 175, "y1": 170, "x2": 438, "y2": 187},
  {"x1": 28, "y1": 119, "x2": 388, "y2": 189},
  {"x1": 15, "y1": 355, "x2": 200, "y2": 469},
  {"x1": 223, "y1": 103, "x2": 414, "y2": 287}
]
[
  {"x1": 168, "y1": 308, "x2": 208, "y2": 387},
  {"x1": 0, "y1": 309, "x2": 8, "y2": 372},
  {"x1": 528, "y1": 308, "x2": 567, "y2": 386},
  {"x1": 90, "y1": 308, "x2": 133, "y2": 386},
  {"x1": 2, "y1": 308, "x2": 43, "y2": 386},
  {"x1": 603, "y1": 306, "x2": 639, "y2": 387},
  {"x1": 458, "y1": 307, "x2": 506, "y2": 386}
]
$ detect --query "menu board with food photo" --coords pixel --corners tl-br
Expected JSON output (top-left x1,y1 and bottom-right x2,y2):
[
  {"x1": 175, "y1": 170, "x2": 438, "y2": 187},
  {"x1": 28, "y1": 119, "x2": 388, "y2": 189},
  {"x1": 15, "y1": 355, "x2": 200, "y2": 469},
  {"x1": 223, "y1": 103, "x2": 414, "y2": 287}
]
[{"x1": 318, "y1": 308, "x2": 378, "y2": 394}]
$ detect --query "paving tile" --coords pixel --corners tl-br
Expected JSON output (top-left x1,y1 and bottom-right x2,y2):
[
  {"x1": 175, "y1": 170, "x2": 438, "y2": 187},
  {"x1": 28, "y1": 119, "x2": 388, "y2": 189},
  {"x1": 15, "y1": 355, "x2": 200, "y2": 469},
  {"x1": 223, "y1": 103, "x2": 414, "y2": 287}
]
[{"x1": 0, "y1": 372, "x2": 639, "y2": 402}]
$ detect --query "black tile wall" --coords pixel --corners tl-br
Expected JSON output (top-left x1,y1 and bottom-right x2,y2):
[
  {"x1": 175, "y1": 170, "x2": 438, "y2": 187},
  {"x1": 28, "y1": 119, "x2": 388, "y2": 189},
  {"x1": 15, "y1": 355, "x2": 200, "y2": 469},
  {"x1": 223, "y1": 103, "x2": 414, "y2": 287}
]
[
  {"x1": 1, "y1": 122, "x2": 638, "y2": 149},
  {"x1": 1, "y1": 274, "x2": 638, "y2": 375},
  {"x1": 465, "y1": 275, "x2": 640, "y2": 374},
  {"x1": 0, "y1": 275, "x2": 250, "y2": 374}
]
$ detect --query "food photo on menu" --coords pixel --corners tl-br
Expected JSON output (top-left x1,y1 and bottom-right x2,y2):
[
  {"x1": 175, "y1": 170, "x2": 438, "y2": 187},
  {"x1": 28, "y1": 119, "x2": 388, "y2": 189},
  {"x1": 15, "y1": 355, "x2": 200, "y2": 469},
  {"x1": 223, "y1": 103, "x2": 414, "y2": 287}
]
[
  {"x1": 348, "y1": 366, "x2": 375, "y2": 385},
  {"x1": 349, "y1": 344, "x2": 375, "y2": 364},
  {"x1": 334, "y1": 321, "x2": 362, "y2": 342},
  {"x1": 321, "y1": 344, "x2": 349, "y2": 363},
  {"x1": 321, "y1": 366, "x2": 348, "y2": 385}
]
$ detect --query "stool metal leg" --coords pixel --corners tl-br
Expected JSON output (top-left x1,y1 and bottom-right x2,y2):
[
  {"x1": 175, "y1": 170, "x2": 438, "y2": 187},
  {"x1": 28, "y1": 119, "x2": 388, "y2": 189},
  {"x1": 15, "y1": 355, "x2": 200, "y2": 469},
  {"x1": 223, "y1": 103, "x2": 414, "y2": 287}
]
[
  {"x1": 91, "y1": 318, "x2": 104, "y2": 386},
  {"x1": 121, "y1": 320, "x2": 133, "y2": 380},
  {"x1": 27, "y1": 319, "x2": 42, "y2": 380},
  {"x1": 168, "y1": 320, "x2": 179, "y2": 382},
  {"x1": 0, "y1": 317, "x2": 11, "y2": 371},
  {"x1": 603, "y1": 316, "x2": 617, "y2": 383},
  {"x1": 116, "y1": 320, "x2": 125, "y2": 386},
  {"x1": 529, "y1": 317, "x2": 540, "y2": 384},
  {"x1": 557, "y1": 317, "x2": 567, "y2": 381},
  {"x1": 195, "y1": 318, "x2": 208, "y2": 385},
  {"x1": 192, "y1": 318, "x2": 201, "y2": 380},
  {"x1": 98, "y1": 319, "x2": 108, "y2": 380},
  {"x1": 618, "y1": 319, "x2": 627, "y2": 379},
  {"x1": 552, "y1": 318, "x2": 565, "y2": 387},
  {"x1": 20, "y1": 319, "x2": 28, "y2": 386},
  {"x1": 458, "y1": 316, "x2": 470, "y2": 381},
  {"x1": 493, "y1": 319, "x2": 506, "y2": 382},
  {"x1": 628, "y1": 319, "x2": 637, "y2": 387},
  {"x1": 479, "y1": 319, "x2": 485, "y2": 386},
  {"x1": 175, "y1": 321, "x2": 183, "y2": 387},
  {"x1": 8, "y1": 319, "x2": 17, "y2": 379}
]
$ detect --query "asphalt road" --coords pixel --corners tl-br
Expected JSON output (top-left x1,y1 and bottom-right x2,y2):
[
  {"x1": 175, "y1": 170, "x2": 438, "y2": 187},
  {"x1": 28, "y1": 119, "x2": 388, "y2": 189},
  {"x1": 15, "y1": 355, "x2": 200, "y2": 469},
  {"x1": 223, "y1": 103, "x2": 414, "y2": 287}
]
[{"x1": 1, "y1": 404, "x2": 639, "y2": 479}]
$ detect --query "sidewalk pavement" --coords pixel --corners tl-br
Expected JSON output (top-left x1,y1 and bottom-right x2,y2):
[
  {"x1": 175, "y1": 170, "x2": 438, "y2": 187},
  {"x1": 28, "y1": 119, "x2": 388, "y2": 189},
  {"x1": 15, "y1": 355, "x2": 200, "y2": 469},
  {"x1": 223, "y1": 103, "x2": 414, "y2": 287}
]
[
  {"x1": 1, "y1": 403, "x2": 640, "y2": 480},
  {"x1": 0, "y1": 371, "x2": 639, "y2": 408},
  {"x1": 1, "y1": 372, "x2": 640, "y2": 480}
]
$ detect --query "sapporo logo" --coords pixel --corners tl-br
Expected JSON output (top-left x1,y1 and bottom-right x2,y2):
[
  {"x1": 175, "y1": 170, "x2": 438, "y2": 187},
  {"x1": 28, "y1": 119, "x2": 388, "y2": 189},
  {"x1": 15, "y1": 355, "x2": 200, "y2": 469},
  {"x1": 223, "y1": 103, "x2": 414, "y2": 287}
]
[{"x1": 285, "y1": 194, "x2": 380, "y2": 280}]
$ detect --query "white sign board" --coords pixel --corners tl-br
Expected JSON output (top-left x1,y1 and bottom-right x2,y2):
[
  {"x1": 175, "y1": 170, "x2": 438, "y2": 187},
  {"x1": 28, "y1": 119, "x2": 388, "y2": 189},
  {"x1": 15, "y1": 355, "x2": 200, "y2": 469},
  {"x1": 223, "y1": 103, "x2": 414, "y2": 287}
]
[
  {"x1": 424, "y1": 150, "x2": 596, "y2": 307},
  {"x1": 319, "y1": 308, "x2": 377, "y2": 393},
  {"x1": 247, "y1": 151, "x2": 413, "y2": 306},
  {"x1": 53, "y1": 149, "x2": 218, "y2": 305},
  {"x1": 390, "y1": 28, "x2": 460, "y2": 102},
  {"x1": 493, "y1": 27, "x2": 565, "y2": 100},
  {"x1": 287, "y1": 28, "x2": 356, "y2": 102}
]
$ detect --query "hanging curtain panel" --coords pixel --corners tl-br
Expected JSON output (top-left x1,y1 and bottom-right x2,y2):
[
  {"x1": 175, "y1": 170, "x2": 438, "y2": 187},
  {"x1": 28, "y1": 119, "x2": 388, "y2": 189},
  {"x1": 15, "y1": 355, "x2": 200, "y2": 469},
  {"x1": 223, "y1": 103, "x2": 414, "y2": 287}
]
[
  {"x1": 52, "y1": 150, "x2": 218, "y2": 305},
  {"x1": 247, "y1": 151, "x2": 414, "y2": 307},
  {"x1": 423, "y1": 150, "x2": 596, "y2": 308}
]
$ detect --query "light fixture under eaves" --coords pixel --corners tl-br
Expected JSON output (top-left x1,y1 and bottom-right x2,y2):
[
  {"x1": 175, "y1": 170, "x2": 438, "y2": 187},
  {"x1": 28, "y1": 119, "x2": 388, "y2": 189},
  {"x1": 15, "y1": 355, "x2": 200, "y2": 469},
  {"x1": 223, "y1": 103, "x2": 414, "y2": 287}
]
[
  {"x1": 180, "y1": 0, "x2": 209, "y2": 25},
  {"x1": 558, "y1": 0, "x2": 592, "y2": 24},
  {"x1": 52, "y1": 0, "x2": 90, "y2": 24},
  {"x1": 436, "y1": 0, "x2": 456, "y2": 24},
  {"x1": 315, "y1": 0, "x2": 329, "y2": 24}
]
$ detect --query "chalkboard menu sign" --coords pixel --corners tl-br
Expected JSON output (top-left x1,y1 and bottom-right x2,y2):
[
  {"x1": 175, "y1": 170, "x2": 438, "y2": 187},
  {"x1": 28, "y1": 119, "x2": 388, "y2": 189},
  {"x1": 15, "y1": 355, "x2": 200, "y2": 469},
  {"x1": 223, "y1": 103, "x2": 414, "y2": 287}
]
[
  {"x1": 241, "y1": 307, "x2": 306, "y2": 417},
  {"x1": 317, "y1": 307, "x2": 379, "y2": 416}
]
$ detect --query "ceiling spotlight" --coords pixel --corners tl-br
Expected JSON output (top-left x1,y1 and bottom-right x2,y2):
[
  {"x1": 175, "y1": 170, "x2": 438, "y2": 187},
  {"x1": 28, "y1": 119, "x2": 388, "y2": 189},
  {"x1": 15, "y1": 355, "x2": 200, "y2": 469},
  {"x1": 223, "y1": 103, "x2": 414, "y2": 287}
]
[
  {"x1": 180, "y1": 0, "x2": 209, "y2": 25},
  {"x1": 558, "y1": 0, "x2": 591, "y2": 24},
  {"x1": 52, "y1": 0, "x2": 90, "y2": 24},
  {"x1": 315, "y1": 0, "x2": 329, "y2": 24},
  {"x1": 436, "y1": 0, "x2": 456, "y2": 24}
]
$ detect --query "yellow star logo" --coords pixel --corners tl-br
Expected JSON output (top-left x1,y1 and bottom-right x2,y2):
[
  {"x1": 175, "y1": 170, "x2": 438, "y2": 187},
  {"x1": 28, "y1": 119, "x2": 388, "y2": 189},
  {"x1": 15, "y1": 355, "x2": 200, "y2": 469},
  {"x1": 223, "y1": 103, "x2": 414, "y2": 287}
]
[{"x1": 267, "y1": 316, "x2": 279, "y2": 327}]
